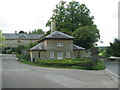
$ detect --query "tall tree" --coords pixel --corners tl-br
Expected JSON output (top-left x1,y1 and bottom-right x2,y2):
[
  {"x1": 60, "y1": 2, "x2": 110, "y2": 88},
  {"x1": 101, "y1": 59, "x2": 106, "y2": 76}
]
[
  {"x1": 107, "y1": 39, "x2": 120, "y2": 57},
  {"x1": 46, "y1": 0, "x2": 94, "y2": 35},
  {"x1": 46, "y1": 0, "x2": 100, "y2": 49},
  {"x1": 72, "y1": 25, "x2": 100, "y2": 49},
  {"x1": 19, "y1": 30, "x2": 27, "y2": 34}
]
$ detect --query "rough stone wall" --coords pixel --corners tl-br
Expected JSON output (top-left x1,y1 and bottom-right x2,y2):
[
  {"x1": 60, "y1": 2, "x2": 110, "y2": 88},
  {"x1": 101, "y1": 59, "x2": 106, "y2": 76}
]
[
  {"x1": 3, "y1": 39, "x2": 38, "y2": 47},
  {"x1": 46, "y1": 39, "x2": 74, "y2": 59},
  {"x1": 73, "y1": 50, "x2": 89, "y2": 58},
  {"x1": 30, "y1": 51, "x2": 47, "y2": 61}
]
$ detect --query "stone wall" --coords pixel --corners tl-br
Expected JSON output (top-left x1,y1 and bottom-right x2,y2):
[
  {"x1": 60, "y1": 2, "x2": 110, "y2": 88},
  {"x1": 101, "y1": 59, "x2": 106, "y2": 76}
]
[
  {"x1": 30, "y1": 50, "x2": 47, "y2": 61},
  {"x1": 73, "y1": 50, "x2": 88, "y2": 58},
  {"x1": 3, "y1": 39, "x2": 38, "y2": 47}
]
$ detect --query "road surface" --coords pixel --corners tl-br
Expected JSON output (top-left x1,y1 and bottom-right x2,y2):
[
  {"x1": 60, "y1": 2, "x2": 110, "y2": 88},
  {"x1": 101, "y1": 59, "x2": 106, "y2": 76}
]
[
  {"x1": 104, "y1": 59, "x2": 119, "y2": 77},
  {"x1": 2, "y1": 54, "x2": 118, "y2": 88}
]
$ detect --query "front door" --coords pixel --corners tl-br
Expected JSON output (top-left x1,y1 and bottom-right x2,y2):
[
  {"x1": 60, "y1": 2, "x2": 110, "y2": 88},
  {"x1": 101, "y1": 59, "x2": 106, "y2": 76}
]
[{"x1": 57, "y1": 52, "x2": 63, "y2": 59}]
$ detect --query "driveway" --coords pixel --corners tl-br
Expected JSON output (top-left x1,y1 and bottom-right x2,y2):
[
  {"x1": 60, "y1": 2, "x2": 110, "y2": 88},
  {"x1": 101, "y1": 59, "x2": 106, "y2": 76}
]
[{"x1": 2, "y1": 54, "x2": 118, "y2": 88}]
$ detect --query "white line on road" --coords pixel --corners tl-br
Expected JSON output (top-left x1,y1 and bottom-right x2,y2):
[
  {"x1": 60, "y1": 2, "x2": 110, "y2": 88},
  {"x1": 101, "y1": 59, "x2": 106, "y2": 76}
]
[{"x1": 106, "y1": 69, "x2": 120, "y2": 78}]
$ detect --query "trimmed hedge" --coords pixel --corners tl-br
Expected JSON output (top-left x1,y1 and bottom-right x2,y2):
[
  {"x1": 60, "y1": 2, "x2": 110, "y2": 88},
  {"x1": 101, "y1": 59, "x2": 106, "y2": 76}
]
[{"x1": 36, "y1": 58, "x2": 105, "y2": 70}]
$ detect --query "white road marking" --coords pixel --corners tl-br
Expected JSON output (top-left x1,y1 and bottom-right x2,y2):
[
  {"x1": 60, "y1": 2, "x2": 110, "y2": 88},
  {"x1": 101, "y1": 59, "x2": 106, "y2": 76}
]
[{"x1": 106, "y1": 69, "x2": 120, "y2": 78}]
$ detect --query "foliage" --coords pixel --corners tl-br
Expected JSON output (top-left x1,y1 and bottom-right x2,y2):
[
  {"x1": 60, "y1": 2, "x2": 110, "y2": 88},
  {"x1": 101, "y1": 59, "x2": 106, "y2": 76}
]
[
  {"x1": 46, "y1": 1, "x2": 94, "y2": 35},
  {"x1": 19, "y1": 30, "x2": 27, "y2": 34},
  {"x1": 19, "y1": 58, "x2": 105, "y2": 70},
  {"x1": 72, "y1": 26, "x2": 100, "y2": 49},
  {"x1": 35, "y1": 58, "x2": 105, "y2": 70},
  {"x1": 29, "y1": 29, "x2": 45, "y2": 34},
  {"x1": 107, "y1": 39, "x2": 120, "y2": 57},
  {"x1": 2, "y1": 47, "x2": 16, "y2": 54},
  {"x1": 15, "y1": 45, "x2": 26, "y2": 54},
  {"x1": 26, "y1": 42, "x2": 38, "y2": 49},
  {"x1": 98, "y1": 49, "x2": 110, "y2": 58},
  {"x1": 6, "y1": 49, "x2": 13, "y2": 54},
  {"x1": 16, "y1": 54, "x2": 30, "y2": 61},
  {"x1": 46, "y1": 1, "x2": 100, "y2": 49}
]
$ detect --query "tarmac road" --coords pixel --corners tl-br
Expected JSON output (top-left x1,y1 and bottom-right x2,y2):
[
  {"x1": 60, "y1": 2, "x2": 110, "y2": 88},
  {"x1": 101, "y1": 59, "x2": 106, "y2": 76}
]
[
  {"x1": 2, "y1": 54, "x2": 118, "y2": 88},
  {"x1": 104, "y1": 59, "x2": 119, "y2": 77}
]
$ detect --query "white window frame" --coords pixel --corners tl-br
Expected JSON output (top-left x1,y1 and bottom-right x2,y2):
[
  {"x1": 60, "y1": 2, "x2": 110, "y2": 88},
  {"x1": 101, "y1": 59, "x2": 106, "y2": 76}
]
[
  {"x1": 66, "y1": 52, "x2": 70, "y2": 58},
  {"x1": 57, "y1": 52, "x2": 63, "y2": 59},
  {"x1": 57, "y1": 42, "x2": 63, "y2": 47},
  {"x1": 50, "y1": 52, "x2": 54, "y2": 58}
]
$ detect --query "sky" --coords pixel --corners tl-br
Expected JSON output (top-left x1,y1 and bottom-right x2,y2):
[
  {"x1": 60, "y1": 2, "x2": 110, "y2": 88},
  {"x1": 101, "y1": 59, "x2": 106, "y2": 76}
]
[{"x1": 0, "y1": 0, "x2": 119, "y2": 46}]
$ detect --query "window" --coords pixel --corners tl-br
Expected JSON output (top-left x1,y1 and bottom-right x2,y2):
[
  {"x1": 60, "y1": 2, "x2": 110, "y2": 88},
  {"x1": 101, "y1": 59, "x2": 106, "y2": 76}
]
[
  {"x1": 50, "y1": 52, "x2": 54, "y2": 58},
  {"x1": 57, "y1": 52, "x2": 63, "y2": 59},
  {"x1": 66, "y1": 52, "x2": 70, "y2": 58},
  {"x1": 38, "y1": 52, "x2": 40, "y2": 58},
  {"x1": 57, "y1": 42, "x2": 63, "y2": 47}
]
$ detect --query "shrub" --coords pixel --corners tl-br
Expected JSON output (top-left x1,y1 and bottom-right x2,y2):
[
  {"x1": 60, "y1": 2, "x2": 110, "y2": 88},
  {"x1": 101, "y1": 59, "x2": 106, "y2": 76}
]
[
  {"x1": 15, "y1": 45, "x2": 25, "y2": 54},
  {"x1": 17, "y1": 54, "x2": 30, "y2": 61},
  {"x1": 11, "y1": 52, "x2": 15, "y2": 54},
  {"x1": 6, "y1": 49, "x2": 12, "y2": 54},
  {"x1": 35, "y1": 58, "x2": 105, "y2": 70}
]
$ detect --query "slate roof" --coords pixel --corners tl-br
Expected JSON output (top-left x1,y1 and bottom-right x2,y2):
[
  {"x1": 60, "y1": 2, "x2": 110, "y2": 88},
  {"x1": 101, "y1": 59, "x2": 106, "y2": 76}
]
[
  {"x1": 39, "y1": 31, "x2": 74, "y2": 42},
  {"x1": 30, "y1": 43, "x2": 46, "y2": 50},
  {"x1": 30, "y1": 43, "x2": 85, "y2": 51},
  {"x1": 45, "y1": 31, "x2": 74, "y2": 39},
  {"x1": 2, "y1": 33, "x2": 43, "y2": 39},
  {"x1": 73, "y1": 44, "x2": 85, "y2": 50}
]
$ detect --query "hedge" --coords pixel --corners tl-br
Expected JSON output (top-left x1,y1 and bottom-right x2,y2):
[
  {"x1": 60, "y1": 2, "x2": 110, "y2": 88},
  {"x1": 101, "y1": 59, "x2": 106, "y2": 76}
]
[{"x1": 35, "y1": 58, "x2": 105, "y2": 70}]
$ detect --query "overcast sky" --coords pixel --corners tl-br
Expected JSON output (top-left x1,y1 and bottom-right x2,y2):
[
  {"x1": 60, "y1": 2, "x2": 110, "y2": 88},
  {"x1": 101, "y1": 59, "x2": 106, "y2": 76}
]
[{"x1": 0, "y1": 0, "x2": 119, "y2": 46}]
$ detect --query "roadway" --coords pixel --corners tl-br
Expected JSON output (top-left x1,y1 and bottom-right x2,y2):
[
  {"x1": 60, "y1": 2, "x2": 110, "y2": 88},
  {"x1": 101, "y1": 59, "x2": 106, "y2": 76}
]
[{"x1": 2, "y1": 54, "x2": 118, "y2": 88}]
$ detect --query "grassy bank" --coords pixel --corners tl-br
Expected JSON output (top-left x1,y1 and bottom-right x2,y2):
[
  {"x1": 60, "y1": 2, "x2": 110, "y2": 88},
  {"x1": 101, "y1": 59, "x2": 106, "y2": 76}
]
[{"x1": 19, "y1": 58, "x2": 105, "y2": 70}]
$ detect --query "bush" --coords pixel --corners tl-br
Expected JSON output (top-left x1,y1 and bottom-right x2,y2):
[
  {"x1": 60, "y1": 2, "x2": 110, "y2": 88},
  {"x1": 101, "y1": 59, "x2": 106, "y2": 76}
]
[
  {"x1": 6, "y1": 49, "x2": 12, "y2": 54},
  {"x1": 11, "y1": 52, "x2": 15, "y2": 54},
  {"x1": 16, "y1": 54, "x2": 30, "y2": 61},
  {"x1": 15, "y1": 45, "x2": 25, "y2": 54},
  {"x1": 36, "y1": 58, "x2": 105, "y2": 70},
  {"x1": 19, "y1": 57, "x2": 105, "y2": 70}
]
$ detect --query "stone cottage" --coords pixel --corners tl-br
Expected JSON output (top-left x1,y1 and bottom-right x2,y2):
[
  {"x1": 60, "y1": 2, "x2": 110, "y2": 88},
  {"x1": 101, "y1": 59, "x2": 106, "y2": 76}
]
[{"x1": 29, "y1": 31, "x2": 88, "y2": 62}]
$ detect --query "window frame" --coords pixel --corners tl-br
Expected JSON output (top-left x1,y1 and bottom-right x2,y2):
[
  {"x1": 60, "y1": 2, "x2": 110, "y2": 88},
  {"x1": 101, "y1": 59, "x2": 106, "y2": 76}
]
[
  {"x1": 57, "y1": 42, "x2": 63, "y2": 47},
  {"x1": 50, "y1": 52, "x2": 54, "y2": 58},
  {"x1": 57, "y1": 52, "x2": 63, "y2": 59},
  {"x1": 66, "y1": 52, "x2": 70, "y2": 58}
]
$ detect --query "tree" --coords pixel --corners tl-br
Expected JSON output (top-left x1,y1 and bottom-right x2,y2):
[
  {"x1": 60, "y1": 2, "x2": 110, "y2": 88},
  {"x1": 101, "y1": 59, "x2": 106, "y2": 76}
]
[
  {"x1": 15, "y1": 45, "x2": 25, "y2": 54},
  {"x1": 46, "y1": 0, "x2": 94, "y2": 35},
  {"x1": 46, "y1": 0, "x2": 100, "y2": 49},
  {"x1": 72, "y1": 25, "x2": 100, "y2": 49},
  {"x1": 0, "y1": 30, "x2": 5, "y2": 47},
  {"x1": 107, "y1": 39, "x2": 120, "y2": 57},
  {"x1": 30, "y1": 29, "x2": 45, "y2": 34},
  {"x1": 19, "y1": 30, "x2": 27, "y2": 34}
]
